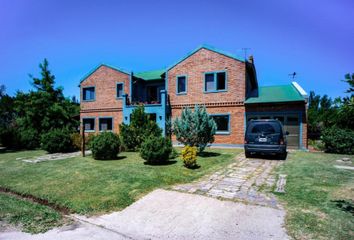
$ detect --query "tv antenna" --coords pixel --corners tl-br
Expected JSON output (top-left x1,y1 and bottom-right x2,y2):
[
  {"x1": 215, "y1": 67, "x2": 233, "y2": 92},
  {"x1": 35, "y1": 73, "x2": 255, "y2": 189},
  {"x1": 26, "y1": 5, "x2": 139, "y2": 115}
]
[
  {"x1": 242, "y1": 48, "x2": 251, "y2": 60},
  {"x1": 288, "y1": 72, "x2": 297, "y2": 80}
]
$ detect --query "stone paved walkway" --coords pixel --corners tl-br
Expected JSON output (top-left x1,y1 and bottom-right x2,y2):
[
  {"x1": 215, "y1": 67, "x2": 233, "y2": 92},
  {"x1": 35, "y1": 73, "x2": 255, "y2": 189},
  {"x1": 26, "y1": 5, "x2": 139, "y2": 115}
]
[
  {"x1": 19, "y1": 151, "x2": 92, "y2": 163},
  {"x1": 173, "y1": 153, "x2": 283, "y2": 208}
]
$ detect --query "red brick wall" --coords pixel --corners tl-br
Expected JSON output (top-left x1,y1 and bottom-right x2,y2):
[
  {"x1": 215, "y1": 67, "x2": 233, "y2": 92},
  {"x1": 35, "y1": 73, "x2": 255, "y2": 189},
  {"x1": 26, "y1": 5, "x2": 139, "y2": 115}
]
[
  {"x1": 80, "y1": 65, "x2": 129, "y2": 111},
  {"x1": 80, "y1": 65, "x2": 129, "y2": 134},
  {"x1": 171, "y1": 105, "x2": 246, "y2": 145},
  {"x1": 168, "y1": 48, "x2": 246, "y2": 105},
  {"x1": 168, "y1": 48, "x2": 247, "y2": 145},
  {"x1": 80, "y1": 111, "x2": 123, "y2": 134}
]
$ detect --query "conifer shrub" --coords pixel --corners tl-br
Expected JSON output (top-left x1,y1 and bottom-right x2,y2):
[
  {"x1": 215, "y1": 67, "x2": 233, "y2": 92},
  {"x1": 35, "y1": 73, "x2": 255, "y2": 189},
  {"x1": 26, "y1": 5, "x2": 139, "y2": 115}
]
[
  {"x1": 119, "y1": 106, "x2": 162, "y2": 151},
  {"x1": 89, "y1": 132, "x2": 120, "y2": 160},
  {"x1": 181, "y1": 145, "x2": 198, "y2": 168},
  {"x1": 140, "y1": 135, "x2": 172, "y2": 164},
  {"x1": 173, "y1": 105, "x2": 216, "y2": 152}
]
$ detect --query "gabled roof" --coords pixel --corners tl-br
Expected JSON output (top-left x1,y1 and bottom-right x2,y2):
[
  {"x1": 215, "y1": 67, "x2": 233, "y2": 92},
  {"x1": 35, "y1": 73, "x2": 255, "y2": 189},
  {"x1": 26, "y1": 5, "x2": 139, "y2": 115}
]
[
  {"x1": 245, "y1": 84, "x2": 305, "y2": 104},
  {"x1": 79, "y1": 63, "x2": 130, "y2": 85},
  {"x1": 167, "y1": 44, "x2": 245, "y2": 71},
  {"x1": 134, "y1": 69, "x2": 165, "y2": 81}
]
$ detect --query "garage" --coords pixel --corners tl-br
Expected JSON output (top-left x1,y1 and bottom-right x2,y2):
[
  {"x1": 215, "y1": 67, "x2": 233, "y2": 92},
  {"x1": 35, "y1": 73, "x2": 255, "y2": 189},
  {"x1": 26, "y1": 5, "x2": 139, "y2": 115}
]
[
  {"x1": 246, "y1": 113, "x2": 301, "y2": 148},
  {"x1": 244, "y1": 83, "x2": 308, "y2": 149}
]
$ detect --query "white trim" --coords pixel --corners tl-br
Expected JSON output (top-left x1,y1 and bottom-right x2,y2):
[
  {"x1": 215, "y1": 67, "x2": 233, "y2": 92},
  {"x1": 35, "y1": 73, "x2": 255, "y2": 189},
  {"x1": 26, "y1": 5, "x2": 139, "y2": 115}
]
[{"x1": 292, "y1": 82, "x2": 307, "y2": 97}]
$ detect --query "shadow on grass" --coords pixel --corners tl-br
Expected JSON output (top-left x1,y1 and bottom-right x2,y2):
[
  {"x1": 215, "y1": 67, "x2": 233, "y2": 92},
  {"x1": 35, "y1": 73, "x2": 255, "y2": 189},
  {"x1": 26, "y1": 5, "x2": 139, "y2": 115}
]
[
  {"x1": 185, "y1": 164, "x2": 201, "y2": 170},
  {"x1": 197, "y1": 152, "x2": 221, "y2": 158},
  {"x1": 95, "y1": 156, "x2": 127, "y2": 161},
  {"x1": 144, "y1": 160, "x2": 178, "y2": 166},
  {"x1": 332, "y1": 200, "x2": 354, "y2": 216}
]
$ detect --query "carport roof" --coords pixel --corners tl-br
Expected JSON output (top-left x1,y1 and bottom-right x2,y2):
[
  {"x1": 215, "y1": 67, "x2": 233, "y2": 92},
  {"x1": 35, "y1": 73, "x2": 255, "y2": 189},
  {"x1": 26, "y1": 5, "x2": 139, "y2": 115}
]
[
  {"x1": 245, "y1": 84, "x2": 305, "y2": 104},
  {"x1": 134, "y1": 69, "x2": 165, "y2": 81}
]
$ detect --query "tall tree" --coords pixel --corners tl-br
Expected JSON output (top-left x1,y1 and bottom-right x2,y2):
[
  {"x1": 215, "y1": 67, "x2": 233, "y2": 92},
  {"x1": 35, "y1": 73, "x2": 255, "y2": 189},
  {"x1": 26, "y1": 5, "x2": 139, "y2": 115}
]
[
  {"x1": 13, "y1": 59, "x2": 79, "y2": 148},
  {"x1": 343, "y1": 73, "x2": 354, "y2": 93}
]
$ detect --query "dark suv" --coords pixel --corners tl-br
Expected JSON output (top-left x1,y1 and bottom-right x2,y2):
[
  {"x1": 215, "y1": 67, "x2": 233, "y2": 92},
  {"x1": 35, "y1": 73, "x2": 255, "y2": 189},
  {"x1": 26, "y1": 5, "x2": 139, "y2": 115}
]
[{"x1": 244, "y1": 119, "x2": 288, "y2": 159}]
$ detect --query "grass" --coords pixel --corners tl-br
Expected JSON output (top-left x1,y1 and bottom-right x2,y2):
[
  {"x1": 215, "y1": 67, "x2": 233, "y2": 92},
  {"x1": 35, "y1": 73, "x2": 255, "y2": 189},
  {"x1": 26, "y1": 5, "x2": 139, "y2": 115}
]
[
  {"x1": 0, "y1": 148, "x2": 240, "y2": 219},
  {"x1": 0, "y1": 192, "x2": 67, "y2": 233},
  {"x1": 275, "y1": 151, "x2": 354, "y2": 240}
]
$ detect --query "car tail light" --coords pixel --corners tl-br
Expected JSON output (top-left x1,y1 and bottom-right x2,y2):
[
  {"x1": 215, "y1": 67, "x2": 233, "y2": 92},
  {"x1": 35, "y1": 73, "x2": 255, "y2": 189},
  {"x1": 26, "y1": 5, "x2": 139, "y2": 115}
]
[{"x1": 280, "y1": 138, "x2": 284, "y2": 145}]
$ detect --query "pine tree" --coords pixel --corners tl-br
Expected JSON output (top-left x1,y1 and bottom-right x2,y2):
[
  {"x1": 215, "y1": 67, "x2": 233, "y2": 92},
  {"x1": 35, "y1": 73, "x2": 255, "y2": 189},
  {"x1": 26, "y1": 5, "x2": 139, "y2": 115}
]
[{"x1": 173, "y1": 105, "x2": 216, "y2": 152}]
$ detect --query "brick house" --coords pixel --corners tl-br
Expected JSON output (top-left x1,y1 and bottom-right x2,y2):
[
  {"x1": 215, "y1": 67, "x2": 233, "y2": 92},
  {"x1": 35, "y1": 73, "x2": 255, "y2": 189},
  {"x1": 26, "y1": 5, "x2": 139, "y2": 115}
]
[{"x1": 79, "y1": 45, "x2": 308, "y2": 149}]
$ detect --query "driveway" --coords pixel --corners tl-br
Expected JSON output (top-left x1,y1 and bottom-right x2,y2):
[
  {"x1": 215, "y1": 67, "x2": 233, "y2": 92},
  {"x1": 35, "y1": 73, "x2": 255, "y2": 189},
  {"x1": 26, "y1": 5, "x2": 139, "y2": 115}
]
[{"x1": 1, "y1": 154, "x2": 289, "y2": 240}]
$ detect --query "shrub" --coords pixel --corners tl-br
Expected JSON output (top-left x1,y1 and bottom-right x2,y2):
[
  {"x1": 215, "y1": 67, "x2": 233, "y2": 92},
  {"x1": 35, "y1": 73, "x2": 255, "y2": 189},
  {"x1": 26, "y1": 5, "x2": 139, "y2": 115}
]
[
  {"x1": 89, "y1": 132, "x2": 120, "y2": 160},
  {"x1": 0, "y1": 127, "x2": 21, "y2": 149},
  {"x1": 181, "y1": 145, "x2": 198, "y2": 168},
  {"x1": 19, "y1": 128, "x2": 40, "y2": 150},
  {"x1": 140, "y1": 135, "x2": 172, "y2": 164},
  {"x1": 40, "y1": 128, "x2": 74, "y2": 153},
  {"x1": 71, "y1": 132, "x2": 95, "y2": 150},
  {"x1": 321, "y1": 127, "x2": 354, "y2": 154},
  {"x1": 173, "y1": 105, "x2": 216, "y2": 152},
  {"x1": 120, "y1": 106, "x2": 162, "y2": 151}
]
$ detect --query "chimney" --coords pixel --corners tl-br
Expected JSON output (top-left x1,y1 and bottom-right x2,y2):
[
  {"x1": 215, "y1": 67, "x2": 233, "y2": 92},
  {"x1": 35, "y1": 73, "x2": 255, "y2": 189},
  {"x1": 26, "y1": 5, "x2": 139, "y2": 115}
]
[{"x1": 248, "y1": 55, "x2": 254, "y2": 64}]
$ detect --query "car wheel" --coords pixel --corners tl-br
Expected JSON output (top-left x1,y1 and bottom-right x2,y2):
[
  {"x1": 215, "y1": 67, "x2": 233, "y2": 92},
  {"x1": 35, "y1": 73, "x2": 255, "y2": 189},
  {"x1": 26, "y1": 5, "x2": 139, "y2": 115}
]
[
  {"x1": 279, "y1": 152, "x2": 287, "y2": 160},
  {"x1": 245, "y1": 151, "x2": 251, "y2": 158}
]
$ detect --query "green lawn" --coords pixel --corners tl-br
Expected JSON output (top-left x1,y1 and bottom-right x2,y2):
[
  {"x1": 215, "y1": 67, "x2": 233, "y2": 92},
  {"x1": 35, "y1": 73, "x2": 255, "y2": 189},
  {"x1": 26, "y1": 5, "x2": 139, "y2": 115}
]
[
  {"x1": 0, "y1": 192, "x2": 67, "y2": 233},
  {"x1": 0, "y1": 148, "x2": 240, "y2": 217},
  {"x1": 276, "y1": 151, "x2": 354, "y2": 240}
]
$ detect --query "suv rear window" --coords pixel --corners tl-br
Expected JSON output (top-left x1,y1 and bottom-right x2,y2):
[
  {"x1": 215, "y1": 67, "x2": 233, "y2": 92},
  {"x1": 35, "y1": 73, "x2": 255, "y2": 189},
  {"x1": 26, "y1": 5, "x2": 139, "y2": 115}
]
[{"x1": 248, "y1": 123, "x2": 281, "y2": 135}]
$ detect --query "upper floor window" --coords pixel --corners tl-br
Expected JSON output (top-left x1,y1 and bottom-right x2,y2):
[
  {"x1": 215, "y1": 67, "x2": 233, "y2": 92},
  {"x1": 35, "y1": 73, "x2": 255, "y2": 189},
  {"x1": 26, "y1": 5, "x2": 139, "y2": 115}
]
[
  {"x1": 82, "y1": 87, "x2": 95, "y2": 101},
  {"x1": 211, "y1": 114, "x2": 230, "y2": 134},
  {"x1": 99, "y1": 117, "x2": 113, "y2": 131},
  {"x1": 116, "y1": 83, "x2": 124, "y2": 98},
  {"x1": 176, "y1": 75, "x2": 187, "y2": 94},
  {"x1": 83, "y1": 118, "x2": 95, "y2": 132},
  {"x1": 204, "y1": 71, "x2": 227, "y2": 92}
]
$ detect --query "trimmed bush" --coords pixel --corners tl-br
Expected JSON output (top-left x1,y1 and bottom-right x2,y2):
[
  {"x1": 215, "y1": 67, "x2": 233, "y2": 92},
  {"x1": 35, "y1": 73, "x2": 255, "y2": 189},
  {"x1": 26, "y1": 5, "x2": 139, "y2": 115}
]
[
  {"x1": 140, "y1": 135, "x2": 172, "y2": 164},
  {"x1": 321, "y1": 127, "x2": 354, "y2": 154},
  {"x1": 89, "y1": 132, "x2": 120, "y2": 160},
  {"x1": 181, "y1": 145, "x2": 198, "y2": 168},
  {"x1": 40, "y1": 128, "x2": 74, "y2": 153}
]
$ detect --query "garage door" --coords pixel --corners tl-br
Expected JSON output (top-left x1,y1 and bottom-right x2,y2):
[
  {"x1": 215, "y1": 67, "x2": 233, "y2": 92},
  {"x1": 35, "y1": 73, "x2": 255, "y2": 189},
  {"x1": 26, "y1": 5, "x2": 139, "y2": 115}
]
[{"x1": 246, "y1": 114, "x2": 300, "y2": 148}]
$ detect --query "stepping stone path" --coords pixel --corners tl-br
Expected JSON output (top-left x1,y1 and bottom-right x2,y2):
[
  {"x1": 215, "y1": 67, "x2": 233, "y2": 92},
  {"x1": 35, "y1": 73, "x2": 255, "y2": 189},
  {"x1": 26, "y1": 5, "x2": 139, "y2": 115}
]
[
  {"x1": 173, "y1": 153, "x2": 283, "y2": 209},
  {"x1": 19, "y1": 151, "x2": 91, "y2": 163}
]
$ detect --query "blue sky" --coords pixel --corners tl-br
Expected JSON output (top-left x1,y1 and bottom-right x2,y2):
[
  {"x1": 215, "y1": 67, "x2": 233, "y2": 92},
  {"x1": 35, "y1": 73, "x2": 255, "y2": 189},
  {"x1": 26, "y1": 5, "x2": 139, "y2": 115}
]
[{"x1": 1, "y1": 0, "x2": 353, "y2": 99}]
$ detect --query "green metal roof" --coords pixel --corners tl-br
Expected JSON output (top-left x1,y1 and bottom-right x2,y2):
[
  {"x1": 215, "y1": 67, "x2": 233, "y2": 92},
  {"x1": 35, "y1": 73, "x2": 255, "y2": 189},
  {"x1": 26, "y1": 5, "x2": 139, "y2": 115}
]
[
  {"x1": 245, "y1": 84, "x2": 305, "y2": 104},
  {"x1": 167, "y1": 44, "x2": 245, "y2": 71},
  {"x1": 135, "y1": 69, "x2": 165, "y2": 81}
]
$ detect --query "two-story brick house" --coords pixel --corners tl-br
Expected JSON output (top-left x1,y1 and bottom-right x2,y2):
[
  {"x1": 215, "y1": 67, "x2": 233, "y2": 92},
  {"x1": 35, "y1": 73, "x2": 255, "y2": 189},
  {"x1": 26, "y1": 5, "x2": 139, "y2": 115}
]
[{"x1": 79, "y1": 45, "x2": 308, "y2": 149}]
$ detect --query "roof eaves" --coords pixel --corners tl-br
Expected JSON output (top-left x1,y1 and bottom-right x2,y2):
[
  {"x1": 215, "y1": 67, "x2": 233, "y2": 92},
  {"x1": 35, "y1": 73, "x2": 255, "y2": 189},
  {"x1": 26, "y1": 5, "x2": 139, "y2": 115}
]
[{"x1": 79, "y1": 63, "x2": 130, "y2": 86}]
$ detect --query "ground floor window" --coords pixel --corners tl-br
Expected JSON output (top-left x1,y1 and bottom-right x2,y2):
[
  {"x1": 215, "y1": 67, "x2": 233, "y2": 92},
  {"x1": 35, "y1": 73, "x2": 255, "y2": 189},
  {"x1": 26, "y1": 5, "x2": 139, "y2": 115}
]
[
  {"x1": 83, "y1": 118, "x2": 95, "y2": 132},
  {"x1": 211, "y1": 115, "x2": 230, "y2": 134},
  {"x1": 99, "y1": 117, "x2": 113, "y2": 131}
]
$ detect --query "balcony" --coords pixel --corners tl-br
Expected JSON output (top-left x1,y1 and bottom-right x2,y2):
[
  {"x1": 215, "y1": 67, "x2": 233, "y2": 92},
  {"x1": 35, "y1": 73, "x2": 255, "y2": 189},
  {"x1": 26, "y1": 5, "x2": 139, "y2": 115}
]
[{"x1": 122, "y1": 90, "x2": 168, "y2": 134}]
